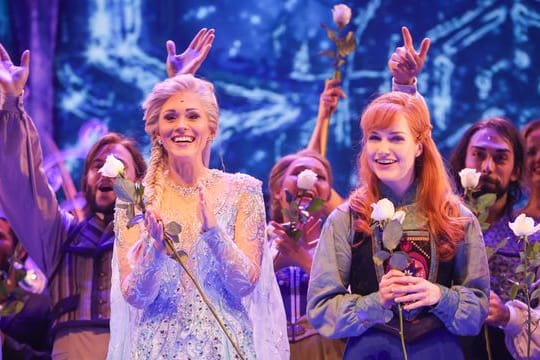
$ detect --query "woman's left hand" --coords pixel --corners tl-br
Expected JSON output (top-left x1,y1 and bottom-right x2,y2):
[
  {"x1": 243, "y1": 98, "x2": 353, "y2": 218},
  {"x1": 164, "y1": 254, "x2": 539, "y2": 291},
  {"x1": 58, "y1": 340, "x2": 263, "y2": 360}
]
[
  {"x1": 198, "y1": 186, "x2": 216, "y2": 232},
  {"x1": 392, "y1": 275, "x2": 441, "y2": 311},
  {"x1": 144, "y1": 206, "x2": 166, "y2": 253}
]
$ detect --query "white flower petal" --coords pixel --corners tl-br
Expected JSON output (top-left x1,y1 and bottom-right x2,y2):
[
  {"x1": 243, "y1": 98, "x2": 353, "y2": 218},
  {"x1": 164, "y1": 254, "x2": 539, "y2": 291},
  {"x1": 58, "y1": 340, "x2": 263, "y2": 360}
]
[{"x1": 297, "y1": 169, "x2": 318, "y2": 190}]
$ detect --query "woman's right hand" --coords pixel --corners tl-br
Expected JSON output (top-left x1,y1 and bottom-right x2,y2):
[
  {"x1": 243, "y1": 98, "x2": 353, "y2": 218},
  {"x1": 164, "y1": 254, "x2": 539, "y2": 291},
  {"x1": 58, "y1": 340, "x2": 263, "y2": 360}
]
[
  {"x1": 0, "y1": 44, "x2": 29, "y2": 96},
  {"x1": 388, "y1": 26, "x2": 430, "y2": 85},
  {"x1": 269, "y1": 218, "x2": 320, "y2": 272},
  {"x1": 378, "y1": 269, "x2": 405, "y2": 308}
]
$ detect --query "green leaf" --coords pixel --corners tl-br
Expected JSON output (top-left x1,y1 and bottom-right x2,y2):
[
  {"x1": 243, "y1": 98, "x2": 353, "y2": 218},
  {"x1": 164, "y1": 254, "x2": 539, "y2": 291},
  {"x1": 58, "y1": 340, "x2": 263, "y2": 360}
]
[
  {"x1": 166, "y1": 233, "x2": 180, "y2": 243},
  {"x1": 322, "y1": 23, "x2": 338, "y2": 43},
  {"x1": 480, "y1": 221, "x2": 491, "y2": 232},
  {"x1": 531, "y1": 288, "x2": 540, "y2": 301},
  {"x1": 486, "y1": 237, "x2": 508, "y2": 260},
  {"x1": 0, "y1": 300, "x2": 25, "y2": 316},
  {"x1": 382, "y1": 220, "x2": 403, "y2": 251},
  {"x1": 127, "y1": 214, "x2": 144, "y2": 228},
  {"x1": 113, "y1": 177, "x2": 136, "y2": 203},
  {"x1": 477, "y1": 212, "x2": 488, "y2": 224},
  {"x1": 307, "y1": 198, "x2": 325, "y2": 213},
  {"x1": 338, "y1": 31, "x2": 357, "y2": 56},
  {"x1": 373, "y1": 250, "x2": 391, "y2": 266},
  {"x1": 530, "y1": 259, "x2": 540, "y2": 268},
  {"x1": 165, "y1": 221, "x2": 182, "y2": 235},
  {"x1": 389, "y1": 252, "x2": 409, "y2": 271},
  {"x1": 524, "y1": 272, "x2": 536, "y2": 286},
  {"x1": 510, "y1": 283, "x2": 520, "y2": 299},
  {"x1": 476, "y1": 193, "x2": 496, "y2": 211}
]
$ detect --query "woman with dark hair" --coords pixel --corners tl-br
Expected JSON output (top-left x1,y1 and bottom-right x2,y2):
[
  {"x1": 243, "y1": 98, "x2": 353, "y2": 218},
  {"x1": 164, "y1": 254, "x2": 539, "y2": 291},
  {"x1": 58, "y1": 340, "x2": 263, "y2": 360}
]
[
  {"x1": 307, "y1": 91, "x2": 489, "y2": 359},
  {"x1": 268, "y1": 148, "x2": 346, "y2": 359}
]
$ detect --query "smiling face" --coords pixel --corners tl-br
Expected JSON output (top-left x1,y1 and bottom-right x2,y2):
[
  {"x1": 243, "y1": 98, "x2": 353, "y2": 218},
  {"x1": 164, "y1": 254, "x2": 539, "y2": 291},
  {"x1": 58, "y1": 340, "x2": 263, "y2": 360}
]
[
  {"x1": 277, "y1": 157, "x2": 331, "y2": 217},
  {"x1": 524, "y1": 127, "x2": 540, "y2": 189},
  {"x1": 365, "y1": 114, "x2": 423, "y2": 196},
  {"x1": 84, "y1": 144, "x2": 137, "y2": 215},
  {"x1": 465, "y1": 128, "x2": 518, "y2": 198},
  {"x1": 157, "y1": 91, "x2": 214, "y2": 165}
]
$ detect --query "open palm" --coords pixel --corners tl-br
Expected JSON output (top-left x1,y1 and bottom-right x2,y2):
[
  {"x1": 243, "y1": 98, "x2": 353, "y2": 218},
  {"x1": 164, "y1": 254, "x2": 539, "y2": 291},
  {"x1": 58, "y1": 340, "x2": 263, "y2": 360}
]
[
  {"x1": 0, "y1": 44, "x2": 29, "y2": 96},
  {"x1": 166, "y1": 28, "x2": 215, "y2": 77}
]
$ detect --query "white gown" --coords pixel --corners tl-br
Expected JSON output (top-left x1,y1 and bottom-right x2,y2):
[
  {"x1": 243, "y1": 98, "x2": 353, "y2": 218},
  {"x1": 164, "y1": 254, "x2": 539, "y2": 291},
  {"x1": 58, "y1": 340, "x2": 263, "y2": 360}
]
[{"x1": 107, "y1": 169, "x2": 289, "y2": 359}]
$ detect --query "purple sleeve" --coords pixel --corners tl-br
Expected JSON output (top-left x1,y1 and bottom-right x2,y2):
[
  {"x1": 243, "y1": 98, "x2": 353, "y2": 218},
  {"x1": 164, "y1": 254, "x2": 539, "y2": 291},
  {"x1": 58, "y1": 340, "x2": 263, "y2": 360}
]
[{"x1": 0, "y1": 95, "x2": 75, "y2": 277}]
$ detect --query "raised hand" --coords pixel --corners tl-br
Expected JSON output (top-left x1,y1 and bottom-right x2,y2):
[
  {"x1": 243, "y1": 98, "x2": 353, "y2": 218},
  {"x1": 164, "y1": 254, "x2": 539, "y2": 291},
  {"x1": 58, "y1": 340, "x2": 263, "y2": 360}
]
[
  {"x1": 0, "y1": 44, "x2": 30, "y2": 96},
  {"x1": 388, "y1": 26, "x2": 430, "y2": 85},
  {"x1": 318, "y1": 79, "x2": 347, "y2": 120},
  {"x1": 166, "y1": 28, "x2": 215, "y2": 78},
  {"x1": 198, "y1": 185, "x2": 216, "y2": 233}
]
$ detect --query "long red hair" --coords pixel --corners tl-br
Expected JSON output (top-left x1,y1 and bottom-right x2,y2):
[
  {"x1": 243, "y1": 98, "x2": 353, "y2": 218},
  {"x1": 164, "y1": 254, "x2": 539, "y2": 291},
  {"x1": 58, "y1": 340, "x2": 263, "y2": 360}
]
[{"x1": 349, "y1": 92, "x2": 466, "y2": 261}]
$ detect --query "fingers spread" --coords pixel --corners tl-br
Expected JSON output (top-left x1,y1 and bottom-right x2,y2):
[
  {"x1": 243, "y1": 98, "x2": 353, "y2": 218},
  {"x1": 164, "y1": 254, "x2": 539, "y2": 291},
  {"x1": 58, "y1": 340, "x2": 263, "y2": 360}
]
[
  {"x1": 166, "y1": 40, "x2": 176, "y2": 56},
  {"x1": 401, "y1": 26, "x2": 413, "y2": 51},
  {"x1": 418, "y1": 37, "x2": 430, "y2": 59},
  {"x1": 20, "y1": 50, "x2": 30, "y2": 68}
]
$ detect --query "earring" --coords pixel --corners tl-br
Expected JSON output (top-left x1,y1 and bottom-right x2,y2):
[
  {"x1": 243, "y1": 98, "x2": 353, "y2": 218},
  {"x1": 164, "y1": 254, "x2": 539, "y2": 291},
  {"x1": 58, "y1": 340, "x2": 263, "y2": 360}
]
[{"x1": 156, "y1": 138, "x2": 163, "y2": 146}]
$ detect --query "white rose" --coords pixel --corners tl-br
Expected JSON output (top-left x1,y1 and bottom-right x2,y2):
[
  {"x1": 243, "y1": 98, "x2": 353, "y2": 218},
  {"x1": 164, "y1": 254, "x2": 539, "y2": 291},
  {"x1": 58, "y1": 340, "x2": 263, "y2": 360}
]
[
  {"x1": 98, "y1": 154, "x2": 125, "y2": 178},
  {"x1": 332, "y1": 4, "x2": 352, "y2": 28},
  {"x1": 371, "y1": 198, "x2": 395, "y2": 222},
  {"x1": 458, "y1": 168, "x2": 481, "y2": 190},
  {"x1": 297, "y1": 169, "x2": 318, "y2": 190},
  {"x1": 509, "y1": 213, "x2": 540, "y2": 237},
  {"x1": 392, "y1": 210, "x2": 406, "y2": 224}
]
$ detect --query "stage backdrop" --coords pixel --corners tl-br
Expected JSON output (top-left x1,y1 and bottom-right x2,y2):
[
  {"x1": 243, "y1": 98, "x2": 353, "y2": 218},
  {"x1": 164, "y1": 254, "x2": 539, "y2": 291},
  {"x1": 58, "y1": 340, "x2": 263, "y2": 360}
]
[{"x1": 2, "y1": 0, "x2": 540, "y2": 201}]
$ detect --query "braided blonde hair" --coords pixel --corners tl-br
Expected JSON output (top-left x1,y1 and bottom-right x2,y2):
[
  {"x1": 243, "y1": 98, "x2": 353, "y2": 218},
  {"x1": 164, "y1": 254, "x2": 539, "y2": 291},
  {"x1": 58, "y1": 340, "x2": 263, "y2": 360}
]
[{"x1": 141, "y1": 74, "x2": 219, "y2": 210}]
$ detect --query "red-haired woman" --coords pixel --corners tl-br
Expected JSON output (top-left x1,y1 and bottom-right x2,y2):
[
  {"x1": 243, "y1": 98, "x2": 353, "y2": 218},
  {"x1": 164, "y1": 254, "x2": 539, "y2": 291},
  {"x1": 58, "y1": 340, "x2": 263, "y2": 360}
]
[{"x1": 307, "y1": 91, "x2": 490, "y2": 359}]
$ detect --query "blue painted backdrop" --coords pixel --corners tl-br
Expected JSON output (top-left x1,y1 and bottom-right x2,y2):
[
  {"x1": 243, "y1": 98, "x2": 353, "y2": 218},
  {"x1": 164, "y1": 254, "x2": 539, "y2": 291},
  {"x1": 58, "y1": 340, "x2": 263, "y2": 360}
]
[{"x1": 3, "y1": 0, "x2": 540, "y2": 199}]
